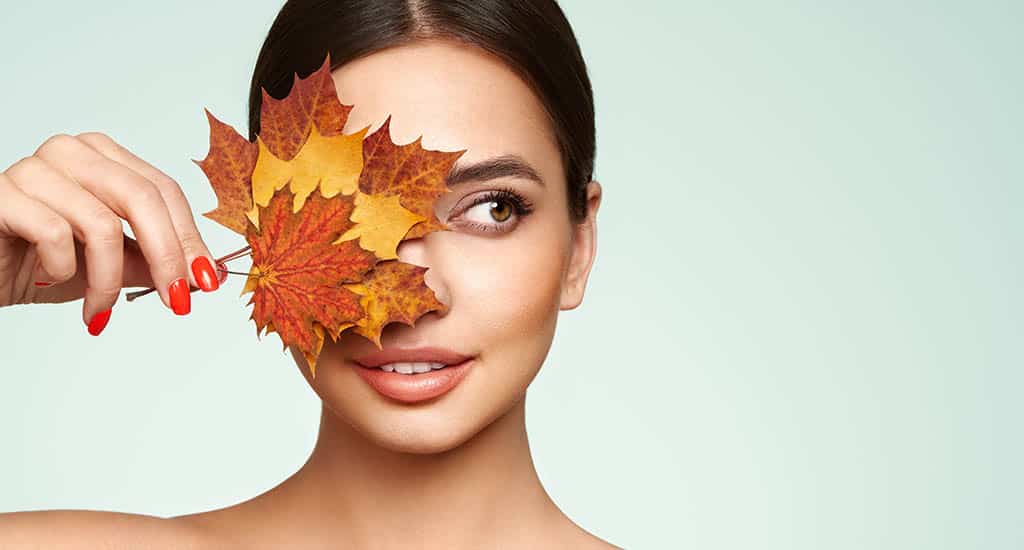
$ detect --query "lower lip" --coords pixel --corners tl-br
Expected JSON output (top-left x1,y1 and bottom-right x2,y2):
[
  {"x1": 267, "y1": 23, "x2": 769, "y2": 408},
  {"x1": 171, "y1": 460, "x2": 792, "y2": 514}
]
[{"x1": 351, "y1": 359, "x2": 474, "y2": 404}]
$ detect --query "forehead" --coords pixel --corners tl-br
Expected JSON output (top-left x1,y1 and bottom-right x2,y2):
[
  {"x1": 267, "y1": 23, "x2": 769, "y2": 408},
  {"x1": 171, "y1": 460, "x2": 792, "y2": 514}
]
[{"x1": 332, "y1": 39, "x2": 561, "y2": 177}]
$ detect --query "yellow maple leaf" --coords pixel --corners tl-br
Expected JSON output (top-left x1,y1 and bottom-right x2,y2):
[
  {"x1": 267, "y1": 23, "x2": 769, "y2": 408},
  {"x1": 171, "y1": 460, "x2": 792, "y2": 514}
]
[
  {"x1": 332, "y1": 191, "x2": 426, "y2": 260},
  {"x1": 246, "y1": 124, "x2": 368, "y2": 229}
]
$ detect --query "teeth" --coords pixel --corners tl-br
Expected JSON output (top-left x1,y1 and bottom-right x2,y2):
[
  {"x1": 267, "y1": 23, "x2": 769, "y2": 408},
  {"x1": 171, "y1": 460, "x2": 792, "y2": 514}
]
[{"x1": 379, "y1": 362, "x2": 447, "y2": 374}]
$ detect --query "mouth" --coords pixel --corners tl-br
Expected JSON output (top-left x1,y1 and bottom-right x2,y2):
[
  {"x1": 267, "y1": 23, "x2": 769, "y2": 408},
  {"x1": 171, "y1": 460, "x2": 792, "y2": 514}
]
[
  {"x1": 350, "y1": 347, "x2": 475, "y2": 403},
  {"x1": 370, "y1": 362, "x2": 455, "y2": 374}
]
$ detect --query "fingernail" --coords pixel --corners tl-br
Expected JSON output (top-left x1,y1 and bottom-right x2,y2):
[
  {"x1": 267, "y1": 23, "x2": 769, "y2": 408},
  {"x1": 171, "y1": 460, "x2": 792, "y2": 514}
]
[
  {"x1": 191, "y1": 256, "x2": 219, "y2": 292},
  {"x1": 216, "y1": 262, "x2": 228, "y2": 283},
  {"x1": 87, "y1": 308, "x2": 112, "y2": 336},
  {"x1": 168, "y1": 277, "x2": 191, "y2": 315},
  {"x1": 34, "y1": 281, "x2": 54, "y2": 287}
]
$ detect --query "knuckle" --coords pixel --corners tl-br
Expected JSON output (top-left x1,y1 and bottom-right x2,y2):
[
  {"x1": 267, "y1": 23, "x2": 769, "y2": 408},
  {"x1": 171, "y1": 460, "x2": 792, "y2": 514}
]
[
  {"x1": 6, "y1": 155, "x2": 46, "y2": 181},
  {"x1": 75, "y1": 131, "x2": 115, "y2": 146},
  {"x1": 88, "y1": 211, "x2": 124, "y2": 244},
  {"x1": 136, "y1": 181, "x2": 166, "y2": 207},
  {"x1": 41, "y1": 217, "x2": 73, "y2": 247},
  {"x1": 150, "y1": 172, "x2": 183, "y2": 194},
  {"x1": 35, "y1": 133, "x2": 78, "y2": 156},
  {"x1": 121, "y1": 181, "x2": 164, "y2": 218}
]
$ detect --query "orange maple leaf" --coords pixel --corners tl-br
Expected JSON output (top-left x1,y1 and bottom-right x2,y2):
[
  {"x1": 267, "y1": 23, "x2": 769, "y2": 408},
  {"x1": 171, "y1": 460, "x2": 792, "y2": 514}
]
[
  {"x1": 258, "y1": 55, "x2": 354, "y2": 160},
  {"x1": 195, "y1": 110, "x2": 257, "y2": 236},
  {"x1": 358, "y1": 116, "x2": 464, "y2": 239},
  {"x1": 344, "y1": 261, "x2": 448, "y2": 348}
]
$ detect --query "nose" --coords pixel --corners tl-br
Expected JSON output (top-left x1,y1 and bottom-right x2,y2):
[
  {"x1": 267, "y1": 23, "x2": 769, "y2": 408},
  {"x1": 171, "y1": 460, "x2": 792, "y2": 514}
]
[
  {"x1": 395, "y1": 234, "x2": 426, "y2": 268},
  {"x1": 395, "y1": 234, "x2": 450, "y2": 309}
]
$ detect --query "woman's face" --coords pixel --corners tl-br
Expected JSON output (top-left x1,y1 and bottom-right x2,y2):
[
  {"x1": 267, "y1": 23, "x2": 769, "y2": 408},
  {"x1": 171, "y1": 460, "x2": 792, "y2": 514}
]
[{"x1": 288, "y1": 39, "x2": 600, "y2": 453}]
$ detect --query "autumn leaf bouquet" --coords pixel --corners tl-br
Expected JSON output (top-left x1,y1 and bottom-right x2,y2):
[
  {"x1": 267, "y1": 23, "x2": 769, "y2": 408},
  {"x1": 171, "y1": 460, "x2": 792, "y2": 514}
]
[{"x1": 194, "y1": 55, "x2": 464, "y2": 377}]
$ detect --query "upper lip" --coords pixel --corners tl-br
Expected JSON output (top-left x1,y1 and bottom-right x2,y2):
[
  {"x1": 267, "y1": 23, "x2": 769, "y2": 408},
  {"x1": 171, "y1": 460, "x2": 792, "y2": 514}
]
[{"x1": 352, "y1": 346, "x2": 473, "y2": 368}]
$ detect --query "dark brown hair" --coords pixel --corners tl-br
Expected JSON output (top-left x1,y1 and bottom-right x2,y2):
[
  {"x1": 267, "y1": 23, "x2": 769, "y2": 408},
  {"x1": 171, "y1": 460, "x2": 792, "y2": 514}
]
[{"x1": 248, "y1": 0, "x2": 595, "y2": 223}]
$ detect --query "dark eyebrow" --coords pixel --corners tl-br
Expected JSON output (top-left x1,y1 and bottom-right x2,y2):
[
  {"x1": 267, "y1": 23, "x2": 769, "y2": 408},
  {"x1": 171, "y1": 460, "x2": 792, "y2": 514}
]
[{"x1": 445, "y1": 154, "x2": 545, "y2": 188}]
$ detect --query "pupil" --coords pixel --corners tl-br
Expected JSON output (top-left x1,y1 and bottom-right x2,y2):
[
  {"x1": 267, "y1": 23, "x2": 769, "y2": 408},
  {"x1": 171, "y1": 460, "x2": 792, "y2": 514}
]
[{"x1": 490, "y1": 201, "x2": 512, "y2": 222}]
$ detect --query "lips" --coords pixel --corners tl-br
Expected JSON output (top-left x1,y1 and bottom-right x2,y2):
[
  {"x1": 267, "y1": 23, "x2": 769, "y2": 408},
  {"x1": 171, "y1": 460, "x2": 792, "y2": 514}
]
[{"x1": 350, "y1": 347, "x2": 475, "y2": 404}]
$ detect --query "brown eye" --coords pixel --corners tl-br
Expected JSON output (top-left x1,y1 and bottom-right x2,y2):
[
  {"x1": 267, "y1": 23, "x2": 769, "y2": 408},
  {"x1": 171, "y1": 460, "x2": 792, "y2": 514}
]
[
  {"x1": 489, "y1": 200, "x2": 512, "y2": 222},
  {"x1": 454, "y1": 188, "x2": 535, "y2": 234},
  {"x1": 462, "y1": 197, "x2": 517, "y2": 227}
]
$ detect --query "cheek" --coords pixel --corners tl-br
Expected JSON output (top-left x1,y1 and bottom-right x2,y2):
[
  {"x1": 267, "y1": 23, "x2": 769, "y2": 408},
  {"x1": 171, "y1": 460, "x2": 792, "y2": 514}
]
[
  {"x1": 284, "y1": 216, "x2": 572, "y2": 452},
  {"x1": 442, "y1": 223, "x2": 569, "y2": 347}
]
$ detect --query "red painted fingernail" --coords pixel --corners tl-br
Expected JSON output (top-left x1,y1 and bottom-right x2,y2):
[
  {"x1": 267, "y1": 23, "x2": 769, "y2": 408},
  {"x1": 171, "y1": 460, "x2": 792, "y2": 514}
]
[
  {"x1": 168, "y1": 277, "x2": 191, "y2": 315},
  {"x1": 34, "y1": 281, "x2": 54, "y2": 287},
  {"x1": 216, "y1": 262, "x2": 228, "y2": 284},
  {"x1": 87, "y1": 308, "x2": 112, "y2": 336},
  {"x1": 191, "y1": 256, "x2": 219, "y2": 292}
]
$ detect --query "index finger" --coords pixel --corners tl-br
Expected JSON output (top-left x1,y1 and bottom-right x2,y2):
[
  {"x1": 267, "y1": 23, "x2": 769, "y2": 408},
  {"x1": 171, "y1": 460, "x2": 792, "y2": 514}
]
[{"x1": 75, "y1": 132, "x2": 221, "y2": 293}]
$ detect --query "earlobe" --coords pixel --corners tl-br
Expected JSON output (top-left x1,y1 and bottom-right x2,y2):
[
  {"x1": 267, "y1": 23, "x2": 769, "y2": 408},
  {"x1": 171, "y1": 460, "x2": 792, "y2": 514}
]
[{"x1": 560, "y1": 180, "x2": 602, "y2": 311}]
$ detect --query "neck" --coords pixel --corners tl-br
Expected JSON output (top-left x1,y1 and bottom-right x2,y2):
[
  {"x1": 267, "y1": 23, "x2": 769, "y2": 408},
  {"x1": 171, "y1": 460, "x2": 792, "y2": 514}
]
[{"x1": 252, "y1": 397, "x2": 560, "y2": 548}]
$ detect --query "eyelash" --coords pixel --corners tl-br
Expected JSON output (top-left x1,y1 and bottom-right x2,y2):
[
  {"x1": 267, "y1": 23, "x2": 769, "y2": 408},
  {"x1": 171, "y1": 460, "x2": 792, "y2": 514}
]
[{"x1": 453, "y1": 186, "x2": 535, "y2": 233}]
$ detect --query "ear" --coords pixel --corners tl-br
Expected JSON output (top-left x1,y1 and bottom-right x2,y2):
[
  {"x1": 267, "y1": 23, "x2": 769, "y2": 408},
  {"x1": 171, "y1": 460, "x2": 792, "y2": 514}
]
[{"x1": 560, "y1": 180, "x2": 602, "y2": 310}]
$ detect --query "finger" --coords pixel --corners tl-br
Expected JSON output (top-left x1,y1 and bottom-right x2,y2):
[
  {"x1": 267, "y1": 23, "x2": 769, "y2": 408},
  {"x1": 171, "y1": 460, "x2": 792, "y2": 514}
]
[
  {"x1": 121, "y1": 234, "x2": 161, "y2": 289},
  {"x1": 76, "y1": 132, "x2": 221, "y2": 293},
  {"x1": 33, "y1": 134, "x2": 190, "y2": 315},
  {"x1": 0, "y1": 173, "x2": 77, "y2": 298},
  {"x1": 5, "y1": 157, "x2": 124, "y2": 323}
]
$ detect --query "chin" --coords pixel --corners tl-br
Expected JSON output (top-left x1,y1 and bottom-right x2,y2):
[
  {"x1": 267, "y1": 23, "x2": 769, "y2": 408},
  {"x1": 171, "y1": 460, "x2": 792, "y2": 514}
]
[{"x1": 353, "y1": 416, "x2": 483, "y2": 455}]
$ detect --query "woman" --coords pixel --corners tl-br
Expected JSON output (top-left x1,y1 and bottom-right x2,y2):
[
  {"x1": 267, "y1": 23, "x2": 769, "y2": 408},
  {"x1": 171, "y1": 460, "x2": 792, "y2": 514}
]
[{"x1": 0, "y1": 0, "x2": 611, "y2": 547}]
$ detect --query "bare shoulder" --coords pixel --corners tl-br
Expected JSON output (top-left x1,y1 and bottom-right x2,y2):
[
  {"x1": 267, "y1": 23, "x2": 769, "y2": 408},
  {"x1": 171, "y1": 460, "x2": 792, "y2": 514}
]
[{"x1": 0, "y1": 509, "x2": 215, "y2": 549}]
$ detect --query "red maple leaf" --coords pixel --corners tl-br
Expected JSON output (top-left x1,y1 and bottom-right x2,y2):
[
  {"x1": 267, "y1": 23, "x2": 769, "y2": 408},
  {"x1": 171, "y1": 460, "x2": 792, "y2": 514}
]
[{"x1": 243, "y1": 185, "x2": 376, "y2": 367}]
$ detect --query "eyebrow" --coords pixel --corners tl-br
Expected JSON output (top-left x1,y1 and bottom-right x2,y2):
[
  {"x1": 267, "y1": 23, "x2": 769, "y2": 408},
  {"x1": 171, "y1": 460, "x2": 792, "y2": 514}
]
[{"x1": 445, "y1": 154, "x2": 545, "y2": 188}]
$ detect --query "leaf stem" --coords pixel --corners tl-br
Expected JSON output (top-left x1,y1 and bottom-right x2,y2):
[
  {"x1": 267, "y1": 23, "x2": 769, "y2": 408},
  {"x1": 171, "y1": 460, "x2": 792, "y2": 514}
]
[{"x1": 124, "y1": 245, "x2": 253, "y2": 302}]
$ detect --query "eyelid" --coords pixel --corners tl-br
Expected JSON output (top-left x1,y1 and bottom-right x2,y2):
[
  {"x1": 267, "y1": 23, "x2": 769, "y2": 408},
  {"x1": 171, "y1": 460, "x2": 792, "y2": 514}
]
[
  {"x1": 451, "y1": 186, "x2": 533, "y2": 214},
  {"x1": 448, "y1": 187, "x2": 534, "y2": 232}
]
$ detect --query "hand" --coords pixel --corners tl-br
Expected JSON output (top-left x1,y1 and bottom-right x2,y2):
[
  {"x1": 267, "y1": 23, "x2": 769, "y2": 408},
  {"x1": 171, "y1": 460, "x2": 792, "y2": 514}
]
[{"x1": 0, "y1": 132, "x2": 226, "y2": 334}]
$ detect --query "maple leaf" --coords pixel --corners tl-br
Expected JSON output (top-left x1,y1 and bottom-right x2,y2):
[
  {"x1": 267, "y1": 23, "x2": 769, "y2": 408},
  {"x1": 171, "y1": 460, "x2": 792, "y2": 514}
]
[
  {"x1": 242, "y1": 185, "x2": 376, "y2": 375},
  {"x1": 343, "y1": 261, "x2": 448, "y2": 348},
  {"x1": 248, "y1": 123, "x2": 368, "y2": 230},
  {"x1": 258, "y1": 55, "x2": 354, "y2": 160},
  {"x1": 195, "y1": 110, "x2": 257, "y2": 235},
  {"x1": 196, "y1": 53, "x2": 465, "y2": 376},
  {"x1": 333, "y1": 191, "x2": 426, "y2": 260},
  {"x1": 358, "y1": 116, "x2": 464, "y2": 239}
]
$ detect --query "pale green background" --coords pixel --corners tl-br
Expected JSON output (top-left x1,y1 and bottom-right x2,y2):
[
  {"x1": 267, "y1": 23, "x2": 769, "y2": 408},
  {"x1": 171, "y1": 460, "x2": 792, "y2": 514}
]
[{"x1": 0, "y1": 2, "x2": 1020, "y2": 549}]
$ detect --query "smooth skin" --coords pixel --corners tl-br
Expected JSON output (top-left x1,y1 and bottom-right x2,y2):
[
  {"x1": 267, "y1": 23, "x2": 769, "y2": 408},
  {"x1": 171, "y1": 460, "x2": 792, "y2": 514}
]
[{"x1": 0, "y1": 39, "x2": 614, "y2": 549}]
